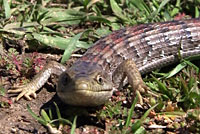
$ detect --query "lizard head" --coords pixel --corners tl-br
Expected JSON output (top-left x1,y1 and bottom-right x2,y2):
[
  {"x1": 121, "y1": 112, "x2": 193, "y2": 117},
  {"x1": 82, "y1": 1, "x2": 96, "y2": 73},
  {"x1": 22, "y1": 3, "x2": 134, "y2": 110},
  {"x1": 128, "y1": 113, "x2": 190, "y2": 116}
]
[{"x1": 57, "y1": 61, "x2": 114, "y2": 106}]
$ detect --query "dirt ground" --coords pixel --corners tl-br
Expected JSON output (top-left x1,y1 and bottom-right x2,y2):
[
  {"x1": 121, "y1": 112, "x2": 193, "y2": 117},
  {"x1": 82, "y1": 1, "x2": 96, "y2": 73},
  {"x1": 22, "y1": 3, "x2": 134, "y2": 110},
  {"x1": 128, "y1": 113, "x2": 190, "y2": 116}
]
[{"x1": 0, "y1": 87, "x2": 56, "y2": 134}]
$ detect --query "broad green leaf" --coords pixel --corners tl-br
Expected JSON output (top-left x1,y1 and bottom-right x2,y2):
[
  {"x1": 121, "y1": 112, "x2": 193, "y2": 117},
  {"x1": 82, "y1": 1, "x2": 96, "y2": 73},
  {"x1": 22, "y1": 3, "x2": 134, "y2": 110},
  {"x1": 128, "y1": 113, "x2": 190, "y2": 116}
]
[
  {"x1": 195, "y1": 6, "x2": 199, "y2": 18},
  {"x1": 3, "y1": 0, "x2": 11, "y2": 19},
  {"x1": 61, "y1": 32, "x2": 83, "y2": 63},
  {"x1": 39, "y1": 8, "x2": 86, "y2": 25},
  {"x1": 0, "y1": 29, "x2": 25, "y2": 35},
  {"x1": 110, "y1": 0, "x2": 128, "y2": 21},
  {"x1": 32, "y1": 33, "x2": 68, "y2": 50},
  {"x1": 32, "y1": 33, "x2": 90, "y2": 50},
  {"x1": 41, "y1": 109, "x2": 51, "y2": 123},
  {"x1": 4, "y1": 22, "x2": 39, "y2": 30},
  {"x1": 165, "y1": 62, "x2": 187, "y2": 78}
]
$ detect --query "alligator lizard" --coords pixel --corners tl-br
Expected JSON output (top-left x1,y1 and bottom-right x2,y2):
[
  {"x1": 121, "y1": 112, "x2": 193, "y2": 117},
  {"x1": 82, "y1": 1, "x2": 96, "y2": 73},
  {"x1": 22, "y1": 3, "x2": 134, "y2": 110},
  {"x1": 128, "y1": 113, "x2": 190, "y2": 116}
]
[{"x1": 8, "y1": 18, "x2": 200, "y2": 106}]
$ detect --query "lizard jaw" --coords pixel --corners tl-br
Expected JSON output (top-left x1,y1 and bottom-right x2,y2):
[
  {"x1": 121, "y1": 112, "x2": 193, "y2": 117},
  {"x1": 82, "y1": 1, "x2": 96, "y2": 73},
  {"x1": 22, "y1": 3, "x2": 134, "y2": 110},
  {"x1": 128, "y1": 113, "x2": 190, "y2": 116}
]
[{"x1": 57, "y1": 88, "x2": 114, "y2": 106}]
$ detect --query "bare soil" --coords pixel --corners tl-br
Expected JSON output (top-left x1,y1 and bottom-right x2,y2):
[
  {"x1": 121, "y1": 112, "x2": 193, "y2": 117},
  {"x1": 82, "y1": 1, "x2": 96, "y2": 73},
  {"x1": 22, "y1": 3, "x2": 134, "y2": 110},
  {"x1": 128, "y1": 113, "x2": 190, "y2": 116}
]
[{"x1": 0, "y1": 87, "x2": 56, "y2": 134}]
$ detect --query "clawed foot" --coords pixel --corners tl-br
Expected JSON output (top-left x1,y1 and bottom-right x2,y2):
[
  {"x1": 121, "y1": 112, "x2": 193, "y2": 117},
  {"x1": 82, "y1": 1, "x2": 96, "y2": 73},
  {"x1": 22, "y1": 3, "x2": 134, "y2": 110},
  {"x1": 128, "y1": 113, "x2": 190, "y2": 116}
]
[
  {"x1": 8, "y1": 84, "x2": 37, "y2": 101},
  {"x1": 136, "y1": 81, "x2": 149, "y2": 93},
  {"x1": 135, "y1": 83, "x2": 157, "y2": 105}
]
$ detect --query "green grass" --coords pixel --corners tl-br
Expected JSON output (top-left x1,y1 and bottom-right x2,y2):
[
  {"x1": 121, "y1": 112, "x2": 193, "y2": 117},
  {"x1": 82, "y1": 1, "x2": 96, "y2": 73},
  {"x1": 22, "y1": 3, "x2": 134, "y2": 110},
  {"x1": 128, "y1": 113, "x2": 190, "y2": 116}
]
[{"x1": 1, "y1": 0, "x2": 200, "y2": 133}]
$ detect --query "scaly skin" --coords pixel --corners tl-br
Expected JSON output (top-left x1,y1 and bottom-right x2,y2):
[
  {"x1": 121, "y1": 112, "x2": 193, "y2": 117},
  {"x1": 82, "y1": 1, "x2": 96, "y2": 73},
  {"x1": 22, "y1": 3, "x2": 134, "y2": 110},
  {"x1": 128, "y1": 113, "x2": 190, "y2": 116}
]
[{"x1": 8, "y1": 18, "x2": 200, "y2": 106}]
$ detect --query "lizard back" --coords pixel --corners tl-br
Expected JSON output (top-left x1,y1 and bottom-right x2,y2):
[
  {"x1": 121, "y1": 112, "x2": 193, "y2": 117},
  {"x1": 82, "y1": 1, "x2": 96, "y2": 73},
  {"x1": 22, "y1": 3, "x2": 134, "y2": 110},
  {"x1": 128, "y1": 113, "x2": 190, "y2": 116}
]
[{"x1": 78, "y1": 18, "x2": 200, "y2": 75}]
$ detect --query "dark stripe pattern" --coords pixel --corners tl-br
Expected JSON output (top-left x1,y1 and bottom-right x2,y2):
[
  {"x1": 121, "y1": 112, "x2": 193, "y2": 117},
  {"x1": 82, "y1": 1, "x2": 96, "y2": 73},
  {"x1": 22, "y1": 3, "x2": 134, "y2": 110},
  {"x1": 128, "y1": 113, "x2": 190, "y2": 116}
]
[{"x1": 76, "y1": 18, "x2": 200, "y2": 77}]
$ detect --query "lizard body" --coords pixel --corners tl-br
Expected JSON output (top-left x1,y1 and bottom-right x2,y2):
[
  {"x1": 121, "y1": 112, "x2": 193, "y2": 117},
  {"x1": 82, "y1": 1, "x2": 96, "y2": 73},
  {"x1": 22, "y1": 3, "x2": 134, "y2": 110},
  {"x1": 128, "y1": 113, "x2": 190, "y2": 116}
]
[{"x1": 8, "y1": 18, "x2": 200, "y2": 106}]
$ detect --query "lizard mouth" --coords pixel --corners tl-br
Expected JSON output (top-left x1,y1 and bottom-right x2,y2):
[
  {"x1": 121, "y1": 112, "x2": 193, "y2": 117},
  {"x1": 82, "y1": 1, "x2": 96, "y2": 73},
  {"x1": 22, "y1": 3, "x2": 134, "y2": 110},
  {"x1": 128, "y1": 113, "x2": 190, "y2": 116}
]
[
  {"x1": 74, "y1": 82, "x2": 113, "y2": 92},
  {"x1": 57, "y1": 87, "x2": 114, "y2": 106}
]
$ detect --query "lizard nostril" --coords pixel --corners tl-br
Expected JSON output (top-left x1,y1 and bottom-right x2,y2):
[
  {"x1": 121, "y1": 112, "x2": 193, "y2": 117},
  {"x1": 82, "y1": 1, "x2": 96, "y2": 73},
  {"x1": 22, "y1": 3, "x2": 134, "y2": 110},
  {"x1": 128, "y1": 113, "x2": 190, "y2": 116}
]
[
  {"x1": 61, "y1": 73, "x2": 70, "y2": 86},
  {"x1": 77, "y1": 83, "x2": 89, "y2": 90}
]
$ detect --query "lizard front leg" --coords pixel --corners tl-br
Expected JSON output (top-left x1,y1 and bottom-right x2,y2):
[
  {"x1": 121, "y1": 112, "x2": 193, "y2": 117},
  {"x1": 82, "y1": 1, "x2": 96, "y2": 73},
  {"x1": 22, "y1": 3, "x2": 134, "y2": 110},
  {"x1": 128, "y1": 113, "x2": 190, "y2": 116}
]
[
  {"x1": 8, "y1": 61, "x2": 67, "y2": 101},
  {"x1": 112, "y1": 59, "x2": 149, "y2": 104}
]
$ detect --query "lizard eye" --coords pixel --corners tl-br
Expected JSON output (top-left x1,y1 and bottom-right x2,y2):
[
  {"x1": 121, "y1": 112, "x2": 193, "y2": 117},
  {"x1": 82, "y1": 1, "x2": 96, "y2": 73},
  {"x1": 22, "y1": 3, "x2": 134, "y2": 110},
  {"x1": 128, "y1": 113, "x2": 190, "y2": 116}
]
[{"x1": 96, "y1": 74, "x2": 104, "y2": 85}]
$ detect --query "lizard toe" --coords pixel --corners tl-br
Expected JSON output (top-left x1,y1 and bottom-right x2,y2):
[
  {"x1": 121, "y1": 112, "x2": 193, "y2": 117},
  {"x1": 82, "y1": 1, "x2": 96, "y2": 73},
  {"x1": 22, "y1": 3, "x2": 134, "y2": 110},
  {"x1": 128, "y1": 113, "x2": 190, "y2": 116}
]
[
  {"x1": 24, "y1": 91, "x2": 37, "y2": 100},
  {"x1": 31, "y1": 92, "x2": 37, "y2": 99},
  {"x1": 24, "y1": 94, "x2": 32, "y2": 101},
  {"x1": 7, "y1": 87, "x2": 24, "y2": 93},
  {"x1": 16, "y1": 89, "x2": 28, "y2": 101},
  {"x1": 138, "y1": 83, "x2": 149, "y2": 93}
]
